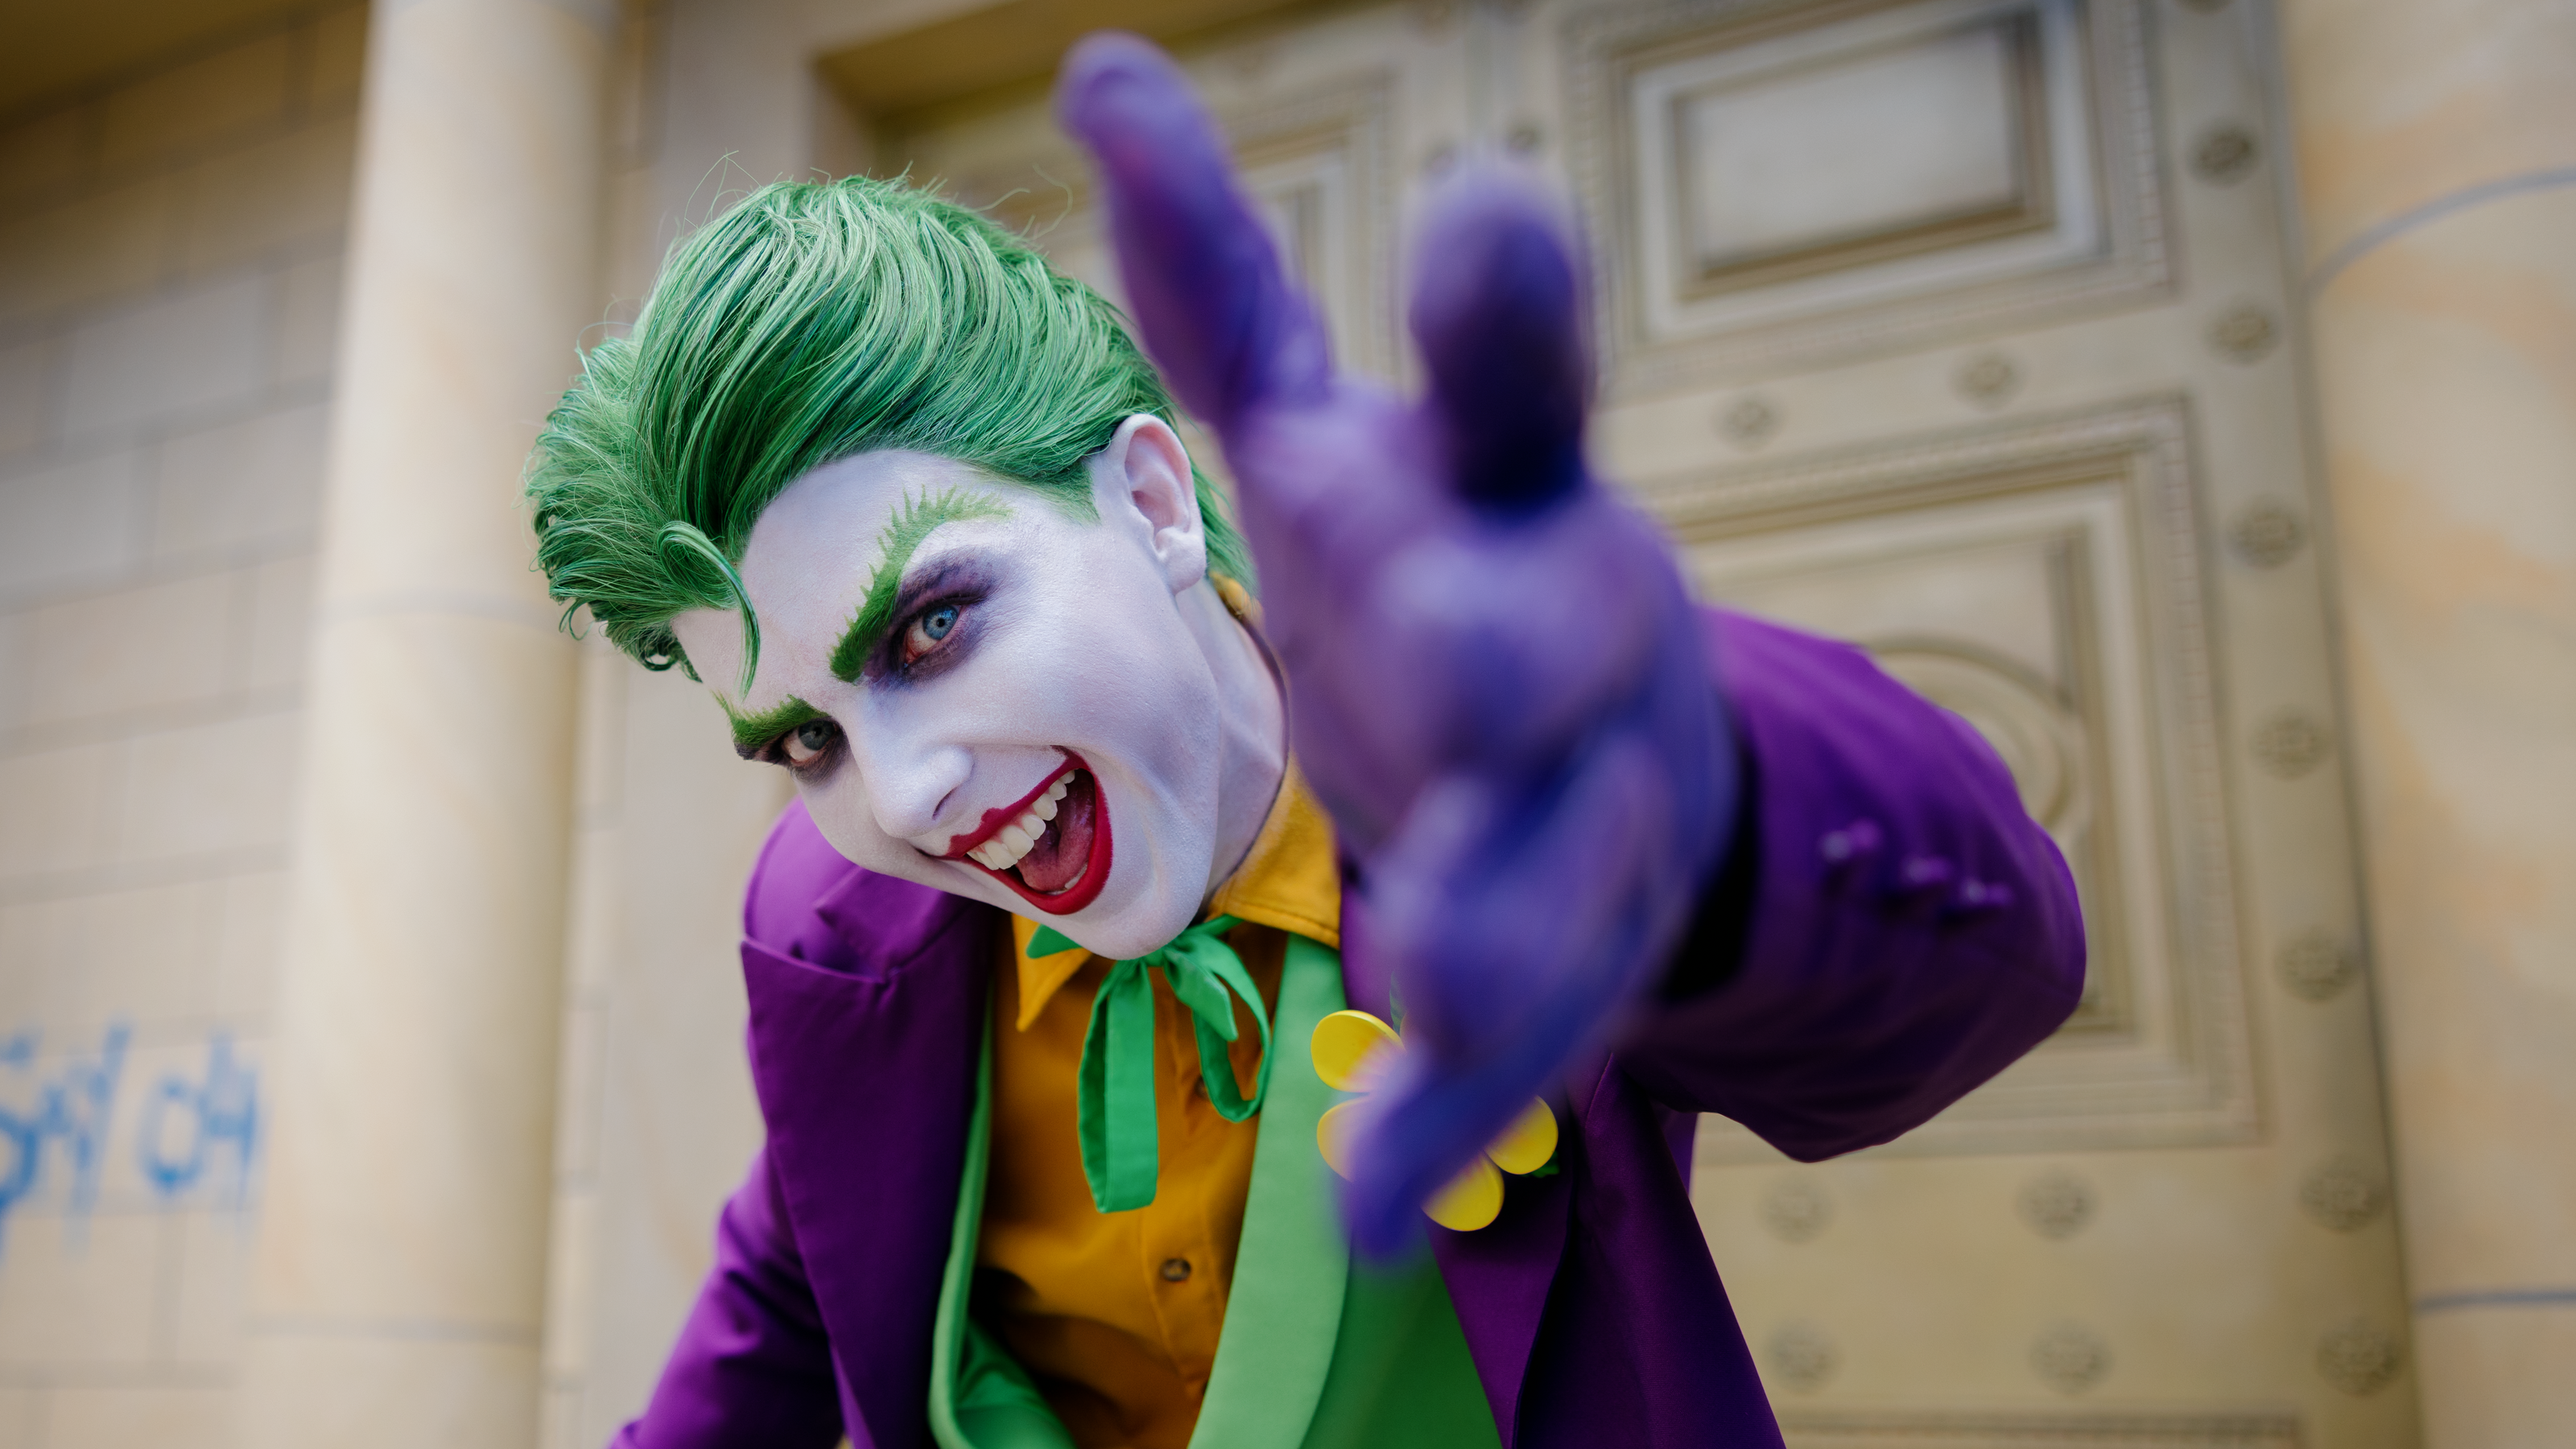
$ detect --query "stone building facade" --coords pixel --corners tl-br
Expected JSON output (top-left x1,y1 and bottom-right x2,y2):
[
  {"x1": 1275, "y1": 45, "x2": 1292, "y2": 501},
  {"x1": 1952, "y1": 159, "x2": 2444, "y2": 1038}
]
[
  {"x1": 0, "y1": 9, "x2": 362, "y2": 1443},
  {"x1": 0, "y1": 1, "x2": 2566, "y2": 1447}
]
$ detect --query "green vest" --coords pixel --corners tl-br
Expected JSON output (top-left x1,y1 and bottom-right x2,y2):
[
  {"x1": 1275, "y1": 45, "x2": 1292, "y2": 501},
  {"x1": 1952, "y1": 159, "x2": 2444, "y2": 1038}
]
[{"x1": 927, "y1": 935, "x2": 1502, "y2": 1449}]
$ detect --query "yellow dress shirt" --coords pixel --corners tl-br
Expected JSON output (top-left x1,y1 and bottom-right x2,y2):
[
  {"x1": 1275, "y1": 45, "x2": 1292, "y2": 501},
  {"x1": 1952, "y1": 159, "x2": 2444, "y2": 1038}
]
[{"x1": 976, "y1": 765, "x2": 1340, "y2": 1449}]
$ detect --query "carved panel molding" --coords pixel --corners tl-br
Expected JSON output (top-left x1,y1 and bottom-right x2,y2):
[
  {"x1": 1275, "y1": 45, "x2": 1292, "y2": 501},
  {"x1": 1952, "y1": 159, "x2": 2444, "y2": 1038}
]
[
  {"x1": 1565, "y1": 0, "x2": 2171, "y2": 390},
  {"x1": 1657, "y1": 398, "x2": 2258, "y2": 1156},
  {"x1": 923, "y1": 72, "x2": 1401, "y2": 377}
]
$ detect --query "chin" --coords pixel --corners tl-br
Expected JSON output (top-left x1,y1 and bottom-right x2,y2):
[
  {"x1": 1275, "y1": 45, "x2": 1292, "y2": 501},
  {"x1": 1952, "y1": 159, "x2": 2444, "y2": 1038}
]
[
  {"x1": 1060, "y1": 879, "x2": 1202, "y2": 960},
  {"x1": 1029, "y1": 819, "x2": 1208, "y2": 961}
]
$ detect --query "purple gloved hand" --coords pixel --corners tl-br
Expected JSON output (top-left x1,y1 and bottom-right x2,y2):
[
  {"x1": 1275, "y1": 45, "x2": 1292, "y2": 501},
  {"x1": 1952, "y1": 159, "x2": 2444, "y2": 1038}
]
[{"x1": 1058, "y1": 35, "x2": 1736, "y2": 1256}]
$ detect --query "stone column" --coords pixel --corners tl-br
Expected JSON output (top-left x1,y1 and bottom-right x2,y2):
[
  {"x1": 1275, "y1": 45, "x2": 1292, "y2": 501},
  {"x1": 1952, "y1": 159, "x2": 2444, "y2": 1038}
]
[
  {"x1": 2277, "y1": 0, "x2": 2576, "y2": 1441},
  {"x1": 241, "y1": 1, "x2": 611, "y2": 1444}
]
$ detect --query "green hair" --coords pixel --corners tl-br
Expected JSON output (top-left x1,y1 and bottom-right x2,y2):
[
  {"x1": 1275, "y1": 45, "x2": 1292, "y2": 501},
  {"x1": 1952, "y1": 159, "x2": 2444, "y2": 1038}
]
[{"x1": 525, "y1": 174, "x2": 1249, "y2": 686}]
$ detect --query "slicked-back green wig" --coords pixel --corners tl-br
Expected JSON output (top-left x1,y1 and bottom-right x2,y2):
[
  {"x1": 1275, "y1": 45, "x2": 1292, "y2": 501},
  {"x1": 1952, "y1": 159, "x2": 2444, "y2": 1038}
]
[{"x1": 525, "y1": 174, "x2": 1249, "y2": 684}]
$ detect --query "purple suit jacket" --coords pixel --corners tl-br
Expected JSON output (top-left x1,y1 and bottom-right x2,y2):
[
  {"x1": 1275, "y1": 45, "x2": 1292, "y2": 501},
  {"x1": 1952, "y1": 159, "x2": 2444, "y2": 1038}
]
[{"x1": 613, "y1": 611, "x2": 2086, "y2": 1449}]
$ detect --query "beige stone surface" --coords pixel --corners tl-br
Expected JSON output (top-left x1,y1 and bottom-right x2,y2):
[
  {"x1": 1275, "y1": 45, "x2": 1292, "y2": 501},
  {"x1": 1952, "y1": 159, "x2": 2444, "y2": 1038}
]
[
  {"x1": 540, "y1": 1185, "x2": 599, "y2": 1383},
  {"x1": 0, "y1": 9, "x2": 369, "y2": 1443},
  {"x1": 12, "y1": 878, "x2": 219, "y2": 1037},
  {"x1": 2313, "y1": 196, "x2": 2576, "y2": 1265},
  {"x1": 0, "y1": 451, "x2": 146, "y2": 599},
  {"x1": 60, "y1": 277, "x2": 269, "y2": 442},
  {"x1": 0, "y1": 611, "x2": 23, "y2": 728},
  {"x1": 270, "y1": 254, "x2": 345, "y2": 390},
  {"x1": 45, "y1": 1382, "x2": 237, "y2": 1449},
  {"x1": 238, "y1": 1332, "x2": 544, "y2": 1449},
  {"x1": 97, "y1": 30, "x2": 294, "y2": 175},
  {"x1": 0, "y1": 610, "x2": 21, "y2": 733},
  {"x1": 0, "y1": 177, "x2": 175, "y2": 325},
  {"x1": 2283, "y1": 0, "x2": 2576, "y2": 264},
  {"x1": 0, "y1": 1214, "x2": 164, "y2": 1365},
  {"x1": 150, "y1": 402, "x2": 332, "y2": 558},
  {"x1": 237, "y1": 552, "x2": 318, "y2": 693},
  {"x1": 23, "y1": 571, "x2": 238, "y2": 728},
  {"x1": 178, "y1": 116, "x2": 358, "y2": 278},
  {"x1": 559, "y1": 667, "x2": 779, "y2": 1449},
  {"x1": 0, "y1": 740, "x2": 122, "y2": 877},
  {"x1": 2412, "y1": 1311, "x2": 2576, "y2": 1447},
  {"x1": 0, "y1": 335, "x2": 56, "y2": 460},
  {"x1": 2285, "y1": 0, "x2": 2576, "y2": 1435},
  {"x1": 0, "y1": 1387, "x2": 31, "y2": 1449},
  {"x1": 171, "y1": 1208, "x2": 261, "y2": 1366},
  {"x1": 308, "y1": 6, "x2": 371, "y2": 113},
  {"x1": 256, "y1": 619, "x2": 573, "y2": 1323},
  {"x1": 242, "y1": 3, "x2": 613, "y2": 1440},
  {"x1": 208, "y1": 868, "x2": 291, "y2": 1025},
  {"x1": 115, "y1": 709, "x2": 302, "y2": 863}
]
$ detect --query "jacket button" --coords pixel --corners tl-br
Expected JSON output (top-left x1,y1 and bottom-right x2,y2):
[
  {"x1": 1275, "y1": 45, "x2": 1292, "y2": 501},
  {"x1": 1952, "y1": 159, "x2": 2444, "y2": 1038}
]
[
  {"x1": 1819, "y1": 819, "x2": 1884, "y2": 864},
  {"x1": 1159, "y1": 1257, "x2": 1193, "y2": 1283}
]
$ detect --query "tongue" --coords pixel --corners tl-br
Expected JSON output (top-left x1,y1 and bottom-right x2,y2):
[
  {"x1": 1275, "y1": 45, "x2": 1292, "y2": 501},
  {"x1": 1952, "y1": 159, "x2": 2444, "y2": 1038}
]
[{"x1": 1015, "y1": 772, "x2": 1096, "y2": 894}]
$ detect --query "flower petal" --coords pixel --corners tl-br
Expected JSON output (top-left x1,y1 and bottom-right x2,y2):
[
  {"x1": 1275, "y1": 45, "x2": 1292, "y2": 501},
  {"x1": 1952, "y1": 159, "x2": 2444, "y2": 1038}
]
[
  {"x1": 1484, "y1": 1098, "x2": 1558, "y2": 1176},
  {"x1": 1310, "y1": 1009, "x2": 1402, "y2": 1092},
  {"x1": 1424, "y1": 1156, "x2": 1505, "y2": 1232},
  {"x1": 1317, "y1": 1098, "x2": 1368, "y2": 1179}
]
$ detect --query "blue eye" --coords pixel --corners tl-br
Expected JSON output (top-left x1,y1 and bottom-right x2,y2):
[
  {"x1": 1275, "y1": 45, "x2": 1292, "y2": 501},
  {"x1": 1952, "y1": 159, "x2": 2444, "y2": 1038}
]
[{"x1": 900, "y1": 601, "x2": 965, "y2": 665}]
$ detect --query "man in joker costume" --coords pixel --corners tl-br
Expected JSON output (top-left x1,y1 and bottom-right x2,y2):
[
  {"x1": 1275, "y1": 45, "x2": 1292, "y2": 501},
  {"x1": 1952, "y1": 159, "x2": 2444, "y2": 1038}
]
[{"x1": 526, "y1": 35, "x2": 2083, "y2": 1449}]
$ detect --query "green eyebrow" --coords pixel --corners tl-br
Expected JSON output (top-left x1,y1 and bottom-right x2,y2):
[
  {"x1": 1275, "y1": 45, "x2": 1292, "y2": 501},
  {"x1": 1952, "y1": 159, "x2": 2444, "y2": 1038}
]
[
  {"x1": 827, "y1": 485, "x2": 1012, "y2": 683},
  {"x1": 722, "y1": 694, "x2": 828, "y2": 758}
]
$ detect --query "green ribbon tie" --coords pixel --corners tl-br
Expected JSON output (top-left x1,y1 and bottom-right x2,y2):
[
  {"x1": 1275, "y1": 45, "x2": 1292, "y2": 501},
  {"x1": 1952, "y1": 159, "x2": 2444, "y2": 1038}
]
[{"x1": 1034, "y1": 915, "x2": 1273, "y2": 1213}]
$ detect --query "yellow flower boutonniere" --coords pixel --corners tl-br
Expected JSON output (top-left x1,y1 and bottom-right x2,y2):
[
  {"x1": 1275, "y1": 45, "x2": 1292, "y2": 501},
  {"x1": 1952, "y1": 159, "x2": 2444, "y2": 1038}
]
[{"x1": 1307, "y1": 1008, "x2": 1558, "y2": 1232}]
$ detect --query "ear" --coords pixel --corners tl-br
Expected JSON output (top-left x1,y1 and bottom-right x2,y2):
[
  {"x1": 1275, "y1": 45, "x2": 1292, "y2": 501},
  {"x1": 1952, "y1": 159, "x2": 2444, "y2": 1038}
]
[{"x1": 1089, "y1": 413, "x2": 1208, "y2": 595}]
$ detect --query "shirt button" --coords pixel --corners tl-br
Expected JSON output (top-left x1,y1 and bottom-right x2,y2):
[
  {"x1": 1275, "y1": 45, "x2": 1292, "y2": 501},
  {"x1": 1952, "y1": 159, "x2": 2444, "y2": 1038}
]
[{"x1": 1159, "y1": 1257, "x2": 1193, "y2": 1283}]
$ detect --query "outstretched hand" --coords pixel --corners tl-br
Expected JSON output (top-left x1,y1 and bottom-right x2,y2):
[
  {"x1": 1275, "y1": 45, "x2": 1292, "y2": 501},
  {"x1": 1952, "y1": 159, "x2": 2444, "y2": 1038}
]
[{"x1": 1058, "y1": 35, "x2": 1736, "y2": 1256}]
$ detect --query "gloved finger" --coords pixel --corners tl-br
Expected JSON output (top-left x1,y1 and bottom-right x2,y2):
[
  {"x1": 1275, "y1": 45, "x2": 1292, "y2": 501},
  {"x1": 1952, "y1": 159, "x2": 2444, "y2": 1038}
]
[
  {"x1": 1406, "y1": 162, "x2": 1592, "y2": 510},
  {"x1": 1340, "y1": 737, "x2": 1683, "y2": 1256},
  {"x1": 1055, "y1": 32, "x2": 1333, "y2": 432}
]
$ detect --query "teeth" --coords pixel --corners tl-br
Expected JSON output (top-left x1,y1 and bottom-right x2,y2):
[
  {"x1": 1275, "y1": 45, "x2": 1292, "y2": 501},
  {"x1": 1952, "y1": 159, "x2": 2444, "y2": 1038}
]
[{"x1": 964, "y1": 772, "x2": 1076, "y2": 874}]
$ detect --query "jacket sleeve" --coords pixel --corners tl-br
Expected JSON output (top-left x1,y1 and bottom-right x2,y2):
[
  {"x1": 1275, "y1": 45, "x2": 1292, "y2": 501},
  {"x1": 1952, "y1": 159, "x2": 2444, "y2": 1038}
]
[
  {"x1": 609, "y1": 1148, "x2": 846, "y2": 1449},
  {"x1": 1615, "y1": 609, "x2": 2087, "y2": 1161}
]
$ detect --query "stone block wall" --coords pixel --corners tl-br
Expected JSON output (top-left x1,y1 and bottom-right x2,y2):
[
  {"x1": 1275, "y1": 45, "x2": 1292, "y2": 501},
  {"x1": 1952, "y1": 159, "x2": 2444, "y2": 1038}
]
[{"x1": 0, "y1": 9, "x2": 362, "y2": 1443}]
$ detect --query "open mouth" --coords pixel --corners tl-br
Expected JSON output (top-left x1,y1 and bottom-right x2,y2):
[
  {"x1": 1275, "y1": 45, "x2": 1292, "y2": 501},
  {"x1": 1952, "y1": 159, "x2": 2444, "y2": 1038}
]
[{"x1": 939, "y1": 753, "x2": 1113, "y2": 916}]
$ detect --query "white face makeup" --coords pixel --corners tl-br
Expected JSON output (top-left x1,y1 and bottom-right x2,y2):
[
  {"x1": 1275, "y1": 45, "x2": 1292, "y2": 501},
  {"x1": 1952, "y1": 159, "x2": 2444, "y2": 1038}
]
[{"x1": 668, "y1": 415, "x2": 1286, "y2": 960}]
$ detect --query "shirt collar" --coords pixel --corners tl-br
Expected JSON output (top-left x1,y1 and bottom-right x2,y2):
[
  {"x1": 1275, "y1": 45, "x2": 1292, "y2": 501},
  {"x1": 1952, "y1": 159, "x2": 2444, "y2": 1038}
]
[{"x1": 1009, "y1": 759, "x2": 1340, "y2": 1030}]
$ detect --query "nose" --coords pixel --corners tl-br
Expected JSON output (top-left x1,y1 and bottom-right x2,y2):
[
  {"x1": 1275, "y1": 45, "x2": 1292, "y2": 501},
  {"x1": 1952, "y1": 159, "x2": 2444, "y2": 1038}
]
[{"x1": 844, "y1": 716, "x2": 970, "y2": 845}]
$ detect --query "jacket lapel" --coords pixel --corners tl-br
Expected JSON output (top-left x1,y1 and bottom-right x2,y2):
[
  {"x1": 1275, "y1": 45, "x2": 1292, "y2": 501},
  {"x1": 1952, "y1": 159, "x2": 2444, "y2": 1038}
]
[{"x1": 743, "y1": 865, "x2": 998, "y2": 1449}]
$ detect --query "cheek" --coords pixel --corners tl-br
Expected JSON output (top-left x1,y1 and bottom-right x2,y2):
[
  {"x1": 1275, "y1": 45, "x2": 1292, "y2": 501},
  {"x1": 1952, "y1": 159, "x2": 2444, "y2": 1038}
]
[
  {"x1": 964, "y1": 564, "x2": 1212, "y2": 748},
  {"x1": 794, "y1": 770, "x2": 900, "y2": 865}
]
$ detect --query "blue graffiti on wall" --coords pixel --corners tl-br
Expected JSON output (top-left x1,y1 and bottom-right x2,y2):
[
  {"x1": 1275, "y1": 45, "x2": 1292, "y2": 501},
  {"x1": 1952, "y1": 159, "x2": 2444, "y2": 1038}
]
[
  {"x1": 0, "y1": 1026, "x2": 259, "y2": 1242},
  {"x1": 137, "y1": 1034, "x2": 259, "y2": 1204},
  {"x1": 0, "y1": 1026, "x2": 126, "y2": 1231}
]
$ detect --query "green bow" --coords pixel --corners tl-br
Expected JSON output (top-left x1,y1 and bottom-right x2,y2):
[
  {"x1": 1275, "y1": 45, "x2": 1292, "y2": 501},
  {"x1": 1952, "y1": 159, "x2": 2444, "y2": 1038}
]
[{"x1": 1033, "y1": 915, "x2": 1274, "y2": 1213}]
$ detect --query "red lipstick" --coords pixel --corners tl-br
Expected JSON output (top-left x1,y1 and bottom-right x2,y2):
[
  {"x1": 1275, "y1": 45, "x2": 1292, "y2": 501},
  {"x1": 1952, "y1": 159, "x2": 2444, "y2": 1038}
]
[{"x1": 940, "y1": 753, "x2": 1113, "y2": 917}]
